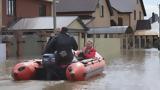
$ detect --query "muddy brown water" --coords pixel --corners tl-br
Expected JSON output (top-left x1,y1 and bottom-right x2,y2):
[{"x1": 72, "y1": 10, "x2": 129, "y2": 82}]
[{"x1": 1, "y1": 49, "x2": 160, "y2": 90}]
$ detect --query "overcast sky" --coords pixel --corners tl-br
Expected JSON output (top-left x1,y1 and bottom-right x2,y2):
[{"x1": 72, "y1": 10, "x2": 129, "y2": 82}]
[{"x1": 143, "y1": 0, "x2": 159, "y2": 18}]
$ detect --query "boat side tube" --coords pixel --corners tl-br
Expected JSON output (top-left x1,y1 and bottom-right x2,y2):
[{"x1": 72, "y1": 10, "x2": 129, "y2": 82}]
[{"x1": 66, "y1": 58, "x2": 106, "y2": 81}]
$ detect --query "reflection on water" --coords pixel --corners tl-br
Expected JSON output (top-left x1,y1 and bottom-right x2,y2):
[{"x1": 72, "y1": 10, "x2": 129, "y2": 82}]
[{"x1": 1, "y1": 49, "x2": 160, "y2": 90}]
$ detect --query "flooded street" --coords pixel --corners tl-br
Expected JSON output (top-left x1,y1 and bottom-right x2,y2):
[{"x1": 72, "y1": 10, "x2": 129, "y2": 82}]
[{"x1": 1, "y1": 49, "x2": 160, "y2": 90}]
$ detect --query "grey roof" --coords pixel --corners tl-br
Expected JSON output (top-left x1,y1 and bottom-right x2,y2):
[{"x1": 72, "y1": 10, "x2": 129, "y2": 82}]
[
  {"x1": 134, "y1": 21, "x2": 159, "y2": 36},
  {"x1": 110, "y1": 0, "x2": 146, "y2": 16},
  {"x1": 136, "y1": 20, "x2": 151, "y2": 30},
  {"x1": 56, "y1": 0, "x2": 98, "y2": 12},
  {"x1": 87, "y1": 26, "x2": 129, "y2": 34},
  {"x1": 8, "y1": 16, "x2": 78, "y2": 30},
  {"x1": 110, "y1": 0, "x2": 136, "y2": 12}
]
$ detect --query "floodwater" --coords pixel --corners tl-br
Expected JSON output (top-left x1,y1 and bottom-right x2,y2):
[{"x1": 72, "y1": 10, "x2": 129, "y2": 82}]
[{"x1": 1, "y1": 49, "x2": 160, "y2": 90}]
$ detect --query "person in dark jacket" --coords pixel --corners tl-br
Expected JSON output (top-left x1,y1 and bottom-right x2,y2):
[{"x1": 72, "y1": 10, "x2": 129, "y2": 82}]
[{"x1": 43, "y1": 27, "x2": 78, "y2": 80}]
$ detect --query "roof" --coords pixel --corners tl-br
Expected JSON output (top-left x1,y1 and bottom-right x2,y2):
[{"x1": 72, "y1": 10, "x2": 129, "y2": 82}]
[
  {"x1": 7, "y1": 16, "x2": 79, "y2": 30},
  {"x1": 87, "y1": 26, "x2": 133, "y2": 34},
  {"x1": 135, "y1": 21, "x2": 159, "y2": 36},
  {"x1": 139, "y1": 0, "x2": 146, "y2": 16},
  {"x1": 82, "y1": 18, "x2": 95, "y2": 25},
  {"x1": 44, "y1": 0, "x2": 52, "y2": 2},
  {"x1": 56, "y1": 0, "x2": 98, "y2": 13},
  {"x1": 56, "y1": 0, "x2": 113, "y2": 16},
  {"x1": 105, "y1": 0, "x2": 113, "y2": 16},
  {"x1": 110, "y1": 0, "x2": 146, "y2": 16},
  {"x1": 136, "y1": 20, "x2": 151, "y2": 30}
]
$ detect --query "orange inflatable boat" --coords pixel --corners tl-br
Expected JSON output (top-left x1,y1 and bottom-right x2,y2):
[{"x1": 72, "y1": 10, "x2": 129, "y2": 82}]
[
  {"x1": 11, "y1": 52, "x2": 106, "y2": 81},
  {"x1": 11, "y1": 60, "x2": 42, "y2": 80},
  {"x1": 66, "y1": 52, "x2": 105, "y2": 81}
]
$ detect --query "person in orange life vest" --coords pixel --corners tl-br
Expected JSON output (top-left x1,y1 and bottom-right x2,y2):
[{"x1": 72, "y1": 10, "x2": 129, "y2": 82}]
[{"x1": 82, "y1": 39, "x2": 96, "y2": 59}]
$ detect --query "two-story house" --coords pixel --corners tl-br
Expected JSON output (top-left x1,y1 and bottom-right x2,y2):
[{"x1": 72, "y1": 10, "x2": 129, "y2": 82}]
[
  {"x1": 56, "y1": 0, "x2": 113, "y2": 28},
  {"x1": 110, "y1": 0, "x2": 146, "y2": 30},
  {"x1": 54, "y1": 0, "x2": 123, "y2": 58},
  {"x1": 109, "y1": 0, "x2": 148, "y2": 49}
]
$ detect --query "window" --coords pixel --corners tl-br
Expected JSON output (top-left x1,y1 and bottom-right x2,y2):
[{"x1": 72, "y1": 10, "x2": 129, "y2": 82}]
[
  {"x1": 110, "y1": 20, "x2": 117, "y2": 26},
  {"x1": 100, "y1": 5, "x2": 104, "y2": 17},
  {"x1": 39, "y1": 3, "x2": 46, "y2": 16},
  {"x1": 23, "y1": 32, "x2": 35, "y2": 35},
  {"x1": 104, "y1": 34, "x2": 108, "y2": 38},
  {"x1": 137, "y1": 0, "x2": 139, "y2": 4},
  {"x1": 81, "y1": 33, "x2": 85, "y2": 38},
  {"x1": 87, "y1": 34, "x2": 93, "y2": 38},
  {"x1": 109, "y1": 34, "x2": 113, "y2": 38},
  {"x1": 96, "y1": 34, "x2": 100, "y2": 38},
  {"x1": 118, "y1": 17, "x2": 123, "y2": 26},
  {"x1": 6, "y1": 0, "x2": 16, "y2": 16},
  {"x1": 134, "y1": 10, "x2": 136, "y2": 20}
]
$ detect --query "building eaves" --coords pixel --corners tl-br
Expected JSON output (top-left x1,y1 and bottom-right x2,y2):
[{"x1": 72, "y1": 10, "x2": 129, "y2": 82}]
[
  {"x1": 140, "y1": 0, "x2": 146, "y2": 16},
  {"x1": 110, "y1": 0, "x2": 146, "y2": 16},
  {"x1": 87, "y1": 26, "x2": 131, "y2": 34},
  {"x1": 105, "y1": 0, "x2": 113, "y2": 16},
  {"x1": 110, "y1": 0, "x2": 135, "y2": 13}
]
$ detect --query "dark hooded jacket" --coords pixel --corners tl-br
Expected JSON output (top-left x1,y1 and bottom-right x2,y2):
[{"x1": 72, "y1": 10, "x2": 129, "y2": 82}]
[{"x1": 43, "y1": 30, "x2": 78, "y2": 65}]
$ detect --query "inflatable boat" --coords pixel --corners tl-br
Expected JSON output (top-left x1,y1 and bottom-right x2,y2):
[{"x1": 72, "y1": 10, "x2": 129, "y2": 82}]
[{"x1": 11, "y1": 52, "x2": 106, "y2": 81}]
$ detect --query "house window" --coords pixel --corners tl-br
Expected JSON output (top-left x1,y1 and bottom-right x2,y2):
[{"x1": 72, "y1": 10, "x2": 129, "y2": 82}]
[
  {"x1": 39, "y1": 3, "x2": 46, "y2": 16},
  {"x1": 118, "y1": 17, "x2": 123, "y2": 26},
  {"x1": 110, "y1": 20, "x2": 117, "y2": 26},
  {"x1": 139, "y1": 11, "x2": 141, "y2": 20},
  {"x1": 6, "y1": 0, "x2": 16, "y2": 16},
  {"x1": 134, "y1": 10, "x2": 136, "y2": 20},
  {"x1": 100, "y1": 5, "x2": 104, "y2": 17},
  {"x1": 137, "y1": 0, "x2": 139, "y2": 4},
  {"x1": 96, "y1": 34, "x2": 100, "y2": 38},
  {"x1": 109, "y1": 34, "x2": 113, "y2": 38},
  {"x1": 104, "y1": 34, "x2": 108, "y2": 38},
  {"x1": 87, "y1": 34, "x2": 93, "y2": 38},
  {"x1": 81, "y1": 33, "x2": 85, "y2": 38}
]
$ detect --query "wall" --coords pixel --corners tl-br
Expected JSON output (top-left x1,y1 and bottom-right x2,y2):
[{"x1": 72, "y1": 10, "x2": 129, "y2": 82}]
[
  {"x1": 111, "y1": 9, "x2": 130, "y2": 27},
  {"x1": 0, "y1": 44, "x2": 6, "y2": 61},
  {"x1": 130, "y1": 0, "x2": 145, "y2": 31},
  {"x1": 88, "y1": 0, "x2": 111, "y2": 27},
  {"x1": 80, "y1": 36, "x2": 121, "y2": 60},
  {"x1": 2, "y1": 0, "x2": 51, "y2": 27},
  {"x1": 0, "y1": 0, "x2": 2, "y2": 29},
  {"x1": 94, "y1": 38, "x2": 121, "y2": 60},
  {"x1": 16, "y1": 0, "x2": 51, "y2": 17}
]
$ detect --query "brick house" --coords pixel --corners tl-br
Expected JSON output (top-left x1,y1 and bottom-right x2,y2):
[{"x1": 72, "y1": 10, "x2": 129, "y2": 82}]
[{"x1": 0, "y1": 0, "x2": 52, "y2": 58}]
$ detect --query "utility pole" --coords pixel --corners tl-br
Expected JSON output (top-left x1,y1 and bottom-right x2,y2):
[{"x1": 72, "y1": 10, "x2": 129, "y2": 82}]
[
  {"x1": 53, "y1": 0, "x2": 56, "y2": 32},
  {"x1": 159, "y1": 4, "x2": 160, "y2": 37}
]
